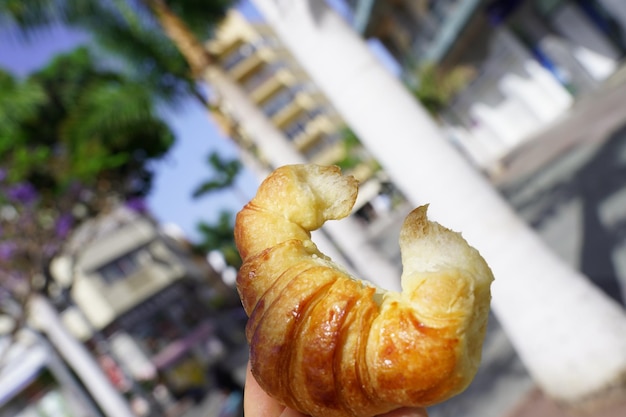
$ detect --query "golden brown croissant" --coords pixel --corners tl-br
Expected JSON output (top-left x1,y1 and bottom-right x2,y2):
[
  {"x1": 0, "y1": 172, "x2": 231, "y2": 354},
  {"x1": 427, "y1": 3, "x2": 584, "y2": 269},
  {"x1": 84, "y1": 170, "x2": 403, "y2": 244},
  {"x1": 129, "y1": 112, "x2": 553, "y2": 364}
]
[{"x1": 235, "y1": 164, "x2": 494, "y2": 417}]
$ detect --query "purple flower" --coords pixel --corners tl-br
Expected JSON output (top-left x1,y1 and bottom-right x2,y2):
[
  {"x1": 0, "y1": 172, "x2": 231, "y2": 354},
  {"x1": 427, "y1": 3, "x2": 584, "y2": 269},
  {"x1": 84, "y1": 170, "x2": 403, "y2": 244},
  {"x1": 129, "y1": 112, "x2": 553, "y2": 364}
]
[
  {"x1": 6, "y1": 182, "x2": 38, "y2": 204},
  {"x1": 0, "y1": 169, "x2": 6, "y2": 182},
  {"x1": 66, "y1": 180, "x2": 84, "y2": 197},
  {"x1": 55, "y1": 213, "x2": 74, "y2": 238},
  {"x1": 0, "y1": 242, "x2": 16, "y2": 261},
  {"x1": 43, "y1": 242, "x2": 60, "y2": 258},
  {"x1": 125, "y1": 197, "x2": 148, "y2": 213}
]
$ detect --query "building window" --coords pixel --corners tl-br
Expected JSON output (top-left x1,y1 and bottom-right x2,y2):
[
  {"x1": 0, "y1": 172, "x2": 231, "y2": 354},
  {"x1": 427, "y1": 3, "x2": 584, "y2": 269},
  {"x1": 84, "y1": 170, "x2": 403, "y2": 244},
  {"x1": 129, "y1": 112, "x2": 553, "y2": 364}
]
[
  {"x1": 283, "y1": 107, "x2": 325, "y2": 141},
  {"x1": 284, "y1": 118, "x2": 308, "y2": 141},
  {"x1": 241, "y1": 62, "x2": 286, "y2": 92},
  {"x1": 126, "y1": 287, "x2": 206, "y2": 355},
  {"x1": 222, "y1": 43, "x2": 256, "y2": 70},
  {"x1": 303, "y1": 132, "x2": 342, "y2": 160},
  {"x1": 242, "y1": 65, "x2": 272, "y2": 92},
  {"x1": 95, "y1": 247, "x2": 150, "y2": 284},
  {"x1": 248, "y1": 34, "x2": 282, "y2": 51},
  {"x1": 261, "y1": 87, "x2": 296, "y2": 117}
]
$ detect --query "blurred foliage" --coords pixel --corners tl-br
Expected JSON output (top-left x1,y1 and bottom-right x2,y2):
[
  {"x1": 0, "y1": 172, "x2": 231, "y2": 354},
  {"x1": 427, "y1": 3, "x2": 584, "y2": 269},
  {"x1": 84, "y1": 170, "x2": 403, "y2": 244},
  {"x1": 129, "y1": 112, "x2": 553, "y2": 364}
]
[
  {"x1": 410, "y1": 62, "x2": 475, "y2": 116},
  {"x1": 194, "y1": 211, "x2": 242, "y2": 269},
  {"x1": 0, "y1": 47, "x2": 173, "y2": 198},
  {"x1": 0, "y1": 0, "x2": 237, "y2": 106},
  {"x1": 335, "y1": 128, "x2": 381, "y2": 175},
  {"x1": 335, "y1": 128, "x2": 362, "y2": 171},
  {"x1": 192, "y1": 152, "x2": 242, "y2": 199},
  {"x1": 191, "y1": 152, "x2": 243, "y2": 268}
]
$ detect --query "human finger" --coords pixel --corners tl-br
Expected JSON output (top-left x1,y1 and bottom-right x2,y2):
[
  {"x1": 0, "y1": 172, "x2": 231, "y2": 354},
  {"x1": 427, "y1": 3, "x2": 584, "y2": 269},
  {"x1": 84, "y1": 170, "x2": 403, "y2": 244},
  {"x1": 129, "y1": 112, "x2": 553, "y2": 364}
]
[{"x1": 244, "y1": 362, "x2": 287, "y2": 416}]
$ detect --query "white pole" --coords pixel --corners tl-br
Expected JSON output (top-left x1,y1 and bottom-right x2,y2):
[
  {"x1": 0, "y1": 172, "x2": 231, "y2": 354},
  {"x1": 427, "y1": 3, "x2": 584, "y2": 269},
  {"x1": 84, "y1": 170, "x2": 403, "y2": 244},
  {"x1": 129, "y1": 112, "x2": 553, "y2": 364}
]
[
  {"x1": 29, "y1": 295, "x2": 135, "y2": 417},
  {"x1": 251, "y1": 0, "x2": 626, "y2": 405}
]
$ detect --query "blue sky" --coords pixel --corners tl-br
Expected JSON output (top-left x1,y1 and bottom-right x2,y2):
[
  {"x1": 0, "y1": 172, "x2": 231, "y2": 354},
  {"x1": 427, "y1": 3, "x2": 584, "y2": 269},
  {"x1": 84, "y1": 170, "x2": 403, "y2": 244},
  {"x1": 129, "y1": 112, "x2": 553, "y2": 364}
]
[{"x1": 0, "y1": 9, "x2": 260, "y2": 242}]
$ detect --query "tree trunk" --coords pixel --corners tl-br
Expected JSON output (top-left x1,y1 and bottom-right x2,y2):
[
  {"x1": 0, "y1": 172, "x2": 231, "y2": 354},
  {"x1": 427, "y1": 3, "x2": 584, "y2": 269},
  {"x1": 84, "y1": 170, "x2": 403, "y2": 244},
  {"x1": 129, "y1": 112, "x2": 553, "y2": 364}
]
[
  {"x1": 146, "y1": 0, "x2": 213, "y2": 77},
  {"x1": 251, "y1": 0, "x2": 626, "y2": 408}
]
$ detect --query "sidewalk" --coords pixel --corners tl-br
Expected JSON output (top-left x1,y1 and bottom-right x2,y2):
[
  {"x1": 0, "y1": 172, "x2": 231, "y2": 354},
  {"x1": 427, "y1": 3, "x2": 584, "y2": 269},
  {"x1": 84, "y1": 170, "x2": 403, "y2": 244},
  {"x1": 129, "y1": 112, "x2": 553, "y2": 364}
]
[
  {"x1": 491, "y1": 63, "x2": 626, "y2": 188},
  {"x1": 490, "y1": 67, "x2": 626, "y2": 417},
  {"x1": 506, "y1": 388, "x2": 626, "y2": 417},
  {"x1": 437, "y1": 65, "x2": 626, "y2": 417}
]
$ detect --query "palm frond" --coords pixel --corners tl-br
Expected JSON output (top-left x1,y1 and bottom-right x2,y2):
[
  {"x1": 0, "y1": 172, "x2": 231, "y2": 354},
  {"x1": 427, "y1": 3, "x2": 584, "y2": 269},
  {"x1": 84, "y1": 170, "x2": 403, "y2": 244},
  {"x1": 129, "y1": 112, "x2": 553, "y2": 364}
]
[
  {"x1": 72, "y1": 1, "x2": 196, "y2": 105},
  {"x1": 166, "y1": 0, "x2": 235, "y2": 39},
  {"x1": 0, "y1": 0, "x2": 59, "y2": 37},
  {"x1": 0, "y1": 70, "x2": 47, "y2": 151},
  {"x1": 192, "y1": 152, "x2": 241, "y2": 199}
]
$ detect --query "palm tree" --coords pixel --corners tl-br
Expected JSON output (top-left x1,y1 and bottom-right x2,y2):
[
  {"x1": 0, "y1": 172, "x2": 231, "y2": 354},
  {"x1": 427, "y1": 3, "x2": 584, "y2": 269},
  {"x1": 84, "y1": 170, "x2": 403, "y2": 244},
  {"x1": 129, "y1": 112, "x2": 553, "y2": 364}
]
[
  {"x1": 192, "y1": 151, "x2": 244, "y2": 201},
  {"x1": 190, "y1": 152, "x2": 243, "y2": 268},
  {"x1": 194, "y1": 211, "x2": 242, "y2": 269},
  {"x1": 250, "y1": 0, "x2": 626, "y2": 410},
  {"x1": 1, "y1": 47, "x2": 174, "y2": 204},
  {"x1": 0, "y1": 0, "x2": 236, "y2": 105}
]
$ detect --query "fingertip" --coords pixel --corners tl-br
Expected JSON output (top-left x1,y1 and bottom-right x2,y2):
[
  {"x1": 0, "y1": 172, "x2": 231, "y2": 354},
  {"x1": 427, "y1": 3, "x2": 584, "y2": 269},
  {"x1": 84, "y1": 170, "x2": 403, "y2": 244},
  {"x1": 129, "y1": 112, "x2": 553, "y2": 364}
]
[{"x1": 244, "y1": 362, "x2": 286, "y2": 416}]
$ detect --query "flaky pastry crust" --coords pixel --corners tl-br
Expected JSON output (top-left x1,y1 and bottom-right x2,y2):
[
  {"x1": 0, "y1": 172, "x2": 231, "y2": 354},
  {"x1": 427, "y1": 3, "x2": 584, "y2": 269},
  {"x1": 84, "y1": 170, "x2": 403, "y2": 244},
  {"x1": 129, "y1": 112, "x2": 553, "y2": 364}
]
[{"x1": 235, "y1": 164, "x2": 494, "y2": 417}]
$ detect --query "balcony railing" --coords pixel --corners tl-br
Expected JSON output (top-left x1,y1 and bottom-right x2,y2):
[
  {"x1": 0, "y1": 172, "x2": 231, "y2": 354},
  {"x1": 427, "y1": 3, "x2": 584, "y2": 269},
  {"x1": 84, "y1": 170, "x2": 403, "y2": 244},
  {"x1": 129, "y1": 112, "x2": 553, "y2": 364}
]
[
  {"x1": 261, "y1": 88, "x2": 293, "y2": 117},
  {"x1": 242, "y1": 62, "x2": 286, "y2": 93},
  {"x1": 261, "y1": 84, "x2": 307, "y2": 118},
  {"x1": 283, "y1": 107, "x2": 326, "y2": 141},
  {"x1": 221, "y1": 43, "x2": 257, "y2": 71}
]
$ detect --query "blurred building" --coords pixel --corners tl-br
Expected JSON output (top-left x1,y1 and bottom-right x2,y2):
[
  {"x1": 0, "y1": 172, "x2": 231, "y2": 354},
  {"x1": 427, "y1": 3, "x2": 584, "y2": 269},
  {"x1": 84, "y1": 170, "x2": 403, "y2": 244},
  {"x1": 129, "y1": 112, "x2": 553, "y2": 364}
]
[
  {"x1": 346, "y1": 0, "x2": 626, "y2": 172},
  {"x1": 207, "y1": 10, "x2": 412, "y2": 270},
  {"x1": 49, "y1": 206, "x2": 247, "y2": 415},
  {"x1": 208, "y1": 10, "x2": 374, "y2": 179},
  {"x1": 0, "y1": 330, "x2": 99, "y2": 417}
]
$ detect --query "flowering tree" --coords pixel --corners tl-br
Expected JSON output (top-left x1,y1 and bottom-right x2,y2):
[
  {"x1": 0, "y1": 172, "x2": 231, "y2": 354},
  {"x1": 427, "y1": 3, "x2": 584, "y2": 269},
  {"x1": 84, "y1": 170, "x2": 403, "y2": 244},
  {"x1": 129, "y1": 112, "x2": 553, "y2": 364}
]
[
  {"x1": 0, "y1": 0, "x2": 239, "y2": 340},
  {"x1": 0, "y1": 48, "x2": 175, "y2": 344}
]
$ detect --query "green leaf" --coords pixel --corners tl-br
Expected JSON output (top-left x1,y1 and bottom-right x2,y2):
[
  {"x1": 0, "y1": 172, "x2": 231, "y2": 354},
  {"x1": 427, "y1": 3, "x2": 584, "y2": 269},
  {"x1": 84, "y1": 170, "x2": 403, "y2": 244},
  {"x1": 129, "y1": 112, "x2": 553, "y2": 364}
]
[
  {"x1": 194, "y1": 211, "x2": 241, "y2": 268},
  {"x1": 192, "y1": 152, "x2": 242, "y2": 199}
]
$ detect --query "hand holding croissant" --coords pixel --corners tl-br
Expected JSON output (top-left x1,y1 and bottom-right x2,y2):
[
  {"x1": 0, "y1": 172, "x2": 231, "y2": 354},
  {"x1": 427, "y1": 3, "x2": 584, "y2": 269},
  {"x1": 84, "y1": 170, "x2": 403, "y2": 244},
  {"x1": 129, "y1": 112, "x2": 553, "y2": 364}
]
[
  {"x1": 235, "y1": 164, "x2": 494, "y2": 417},
  {"x1": 244, "y1": 360, "x2": 428, "y2": 417}
]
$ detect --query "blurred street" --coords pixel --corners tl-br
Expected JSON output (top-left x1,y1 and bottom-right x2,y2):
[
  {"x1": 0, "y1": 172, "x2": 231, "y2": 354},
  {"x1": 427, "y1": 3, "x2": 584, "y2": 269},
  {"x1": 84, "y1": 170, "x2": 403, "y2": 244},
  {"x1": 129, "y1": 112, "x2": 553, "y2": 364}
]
[
  {"x1": 429, "y1": 66, "x2": 626, "y2": 417},
  {"x1": 499, "y1": 65, "x2": 626, "y2": 305}
]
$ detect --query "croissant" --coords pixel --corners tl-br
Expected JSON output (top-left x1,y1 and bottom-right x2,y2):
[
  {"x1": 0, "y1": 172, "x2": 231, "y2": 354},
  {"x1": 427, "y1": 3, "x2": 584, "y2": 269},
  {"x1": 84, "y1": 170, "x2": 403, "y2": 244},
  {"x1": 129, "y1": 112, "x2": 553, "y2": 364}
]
[{"x1": 235, "y1": 164, "x2": 494, "y2": 417}]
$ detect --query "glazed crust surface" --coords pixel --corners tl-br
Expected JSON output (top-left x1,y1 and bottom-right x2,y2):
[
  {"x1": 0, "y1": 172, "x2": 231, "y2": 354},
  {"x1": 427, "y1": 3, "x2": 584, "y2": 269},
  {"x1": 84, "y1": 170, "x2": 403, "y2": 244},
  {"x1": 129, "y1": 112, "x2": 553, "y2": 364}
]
[{"x1": 235, "y1": 164, "x2": 494, "y2": 417}]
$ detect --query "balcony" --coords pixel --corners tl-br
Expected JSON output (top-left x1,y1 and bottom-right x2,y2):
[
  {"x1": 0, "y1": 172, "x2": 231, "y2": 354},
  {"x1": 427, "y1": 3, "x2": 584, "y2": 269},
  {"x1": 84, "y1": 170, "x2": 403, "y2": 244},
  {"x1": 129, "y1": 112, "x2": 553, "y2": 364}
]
[
  {"x1": 306, "y1": 134, "x2": 344, "y2": 163},
  {"x1": 221, "y1": 42, "x2": 253, "y2": 69},
  {"x1": 243, "y1": 63, "x2": 288, "y2": 103},
  {"x1": 260, "y1": 87, "x2": 296, "y2": 117},
  {"x1": 103, "y1": 265, "x2": 179, "y2": 317},
  {"x1": 283, "y1": 115, "x2": 310, "y2": 142},
  {"x1": 220, "y1": 43, "x2": 265, "y2": 81},
  {"x1": 272, "y1": 98, "x2": 305, "y2": 128},
  {"x1": 284, "y1": 108, "x2": 327, "y2": 146}
]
